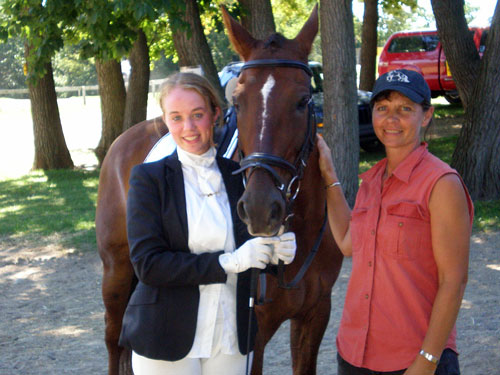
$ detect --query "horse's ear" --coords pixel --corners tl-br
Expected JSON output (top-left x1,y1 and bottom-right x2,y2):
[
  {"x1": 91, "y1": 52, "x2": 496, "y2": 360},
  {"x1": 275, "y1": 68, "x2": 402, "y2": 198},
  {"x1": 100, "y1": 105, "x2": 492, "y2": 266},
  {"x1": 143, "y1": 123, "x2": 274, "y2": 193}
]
[
  {"x1": 221, "y1": 5, "x2": 257, "y2": 61},
  {"x1": 293, "y1": 4, "x2": 319, "y2": 56}
]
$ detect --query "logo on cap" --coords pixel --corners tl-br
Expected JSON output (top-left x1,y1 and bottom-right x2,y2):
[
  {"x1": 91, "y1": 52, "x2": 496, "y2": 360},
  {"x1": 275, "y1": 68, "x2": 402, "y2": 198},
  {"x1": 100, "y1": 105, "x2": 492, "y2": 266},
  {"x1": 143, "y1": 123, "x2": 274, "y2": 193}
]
[{"x1": 386, "y1": 70, "x2": 410, "y2": 83}]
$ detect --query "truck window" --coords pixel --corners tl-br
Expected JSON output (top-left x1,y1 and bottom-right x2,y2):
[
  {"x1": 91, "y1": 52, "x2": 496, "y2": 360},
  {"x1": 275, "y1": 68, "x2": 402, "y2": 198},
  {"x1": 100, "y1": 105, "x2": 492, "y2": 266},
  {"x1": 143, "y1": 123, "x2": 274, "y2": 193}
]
[{"x1": 387, "y1": 35, "x2": 439, "y2": 53}]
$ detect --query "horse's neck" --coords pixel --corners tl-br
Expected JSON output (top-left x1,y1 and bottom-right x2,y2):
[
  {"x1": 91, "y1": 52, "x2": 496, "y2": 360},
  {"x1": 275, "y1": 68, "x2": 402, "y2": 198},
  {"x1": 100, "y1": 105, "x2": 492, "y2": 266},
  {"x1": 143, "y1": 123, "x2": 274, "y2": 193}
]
[{"x1": 296, "y1": 152, "x2": 325, "y2": 216}]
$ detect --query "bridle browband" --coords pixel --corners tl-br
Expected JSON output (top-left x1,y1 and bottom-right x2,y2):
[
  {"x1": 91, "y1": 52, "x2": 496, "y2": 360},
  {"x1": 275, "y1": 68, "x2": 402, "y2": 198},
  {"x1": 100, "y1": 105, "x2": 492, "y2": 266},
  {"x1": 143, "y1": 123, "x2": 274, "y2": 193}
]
[
  {"x1": 239, "y1": 59, "x2": 313, "y2": 77},
  {"x1": 232, "y1": 58, "x2": 327, "y2": 291}
]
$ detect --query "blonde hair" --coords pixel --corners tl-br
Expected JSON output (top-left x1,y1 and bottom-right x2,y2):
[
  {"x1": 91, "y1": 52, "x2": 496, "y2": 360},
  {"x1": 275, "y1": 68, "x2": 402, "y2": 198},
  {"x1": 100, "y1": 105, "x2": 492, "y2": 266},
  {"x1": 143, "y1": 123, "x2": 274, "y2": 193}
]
[{"x1": 159, "y1": 72, "x2": 223, "y2": 127}]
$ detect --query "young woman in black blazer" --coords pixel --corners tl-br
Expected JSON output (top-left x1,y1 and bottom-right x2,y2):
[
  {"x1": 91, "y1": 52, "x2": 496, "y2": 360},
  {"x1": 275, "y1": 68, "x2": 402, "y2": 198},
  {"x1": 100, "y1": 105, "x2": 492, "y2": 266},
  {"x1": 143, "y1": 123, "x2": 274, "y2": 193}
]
[{"x1": 119, "y1": 72, "x2": 296, "y2": 375}]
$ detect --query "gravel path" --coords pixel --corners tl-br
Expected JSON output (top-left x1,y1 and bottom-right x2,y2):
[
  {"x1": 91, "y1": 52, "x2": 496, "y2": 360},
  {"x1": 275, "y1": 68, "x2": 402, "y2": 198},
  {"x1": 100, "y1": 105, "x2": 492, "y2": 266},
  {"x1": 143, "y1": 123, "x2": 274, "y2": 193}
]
[{"x1": 0, "y1": 231, "x2": 498, "y2": 374}]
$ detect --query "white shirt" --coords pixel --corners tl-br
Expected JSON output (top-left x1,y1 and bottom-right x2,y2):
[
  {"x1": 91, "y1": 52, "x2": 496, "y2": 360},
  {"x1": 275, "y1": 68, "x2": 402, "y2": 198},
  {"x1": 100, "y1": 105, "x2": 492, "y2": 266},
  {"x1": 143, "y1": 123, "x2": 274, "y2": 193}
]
[{"x1": 176, "y1": 146, "x2": 239, "y2": 358}]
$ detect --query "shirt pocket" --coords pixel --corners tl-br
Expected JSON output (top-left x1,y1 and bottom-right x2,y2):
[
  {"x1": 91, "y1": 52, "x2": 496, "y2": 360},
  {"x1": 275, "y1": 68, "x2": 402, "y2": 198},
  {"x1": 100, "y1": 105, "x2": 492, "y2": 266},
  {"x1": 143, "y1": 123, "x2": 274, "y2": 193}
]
[
  {"x1": 351, "y1": 207, "x2": 369, "y2": 254},
  {"x1": 383, "y1": 201, "x2": 430, "y2": 260},
  {"x1": 128, "y1": 283, "x2": 159, "y2": 306}
]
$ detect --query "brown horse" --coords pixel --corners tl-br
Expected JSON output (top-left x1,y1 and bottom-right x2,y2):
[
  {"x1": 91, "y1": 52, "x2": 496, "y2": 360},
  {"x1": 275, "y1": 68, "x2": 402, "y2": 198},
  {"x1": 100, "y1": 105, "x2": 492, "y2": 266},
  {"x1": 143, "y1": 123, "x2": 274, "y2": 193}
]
[
  {"x1": 96, "y1": 5, "x2": 343, "y2": 375},
  {"x1": 221, "y1": 6, "x2": 343, "y2": 374},
  {"x1": 95, "y1": 116, "x2": 167, "y2": 375}
]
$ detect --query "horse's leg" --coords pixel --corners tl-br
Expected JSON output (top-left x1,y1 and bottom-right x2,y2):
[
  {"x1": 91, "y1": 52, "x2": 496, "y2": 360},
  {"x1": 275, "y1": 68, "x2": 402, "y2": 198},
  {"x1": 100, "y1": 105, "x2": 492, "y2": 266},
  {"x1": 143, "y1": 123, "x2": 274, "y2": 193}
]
[
  {"x1": 100, "y1": 244, "x2": 135, "y2": 375},
  {"x1": 251, "y1": 306, "x2": 286, "y2": 375},
  {"x1": 290, "y1": 294, "x2": 332, "y2": 375}
]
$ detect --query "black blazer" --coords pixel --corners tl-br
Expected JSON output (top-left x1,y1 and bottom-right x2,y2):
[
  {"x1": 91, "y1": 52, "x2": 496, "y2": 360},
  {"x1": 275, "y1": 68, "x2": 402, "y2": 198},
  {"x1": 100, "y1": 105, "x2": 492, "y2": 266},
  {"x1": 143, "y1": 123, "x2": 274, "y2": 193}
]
[{"x1": 119, "y1": 152, "x2": 254, "y2": 361}]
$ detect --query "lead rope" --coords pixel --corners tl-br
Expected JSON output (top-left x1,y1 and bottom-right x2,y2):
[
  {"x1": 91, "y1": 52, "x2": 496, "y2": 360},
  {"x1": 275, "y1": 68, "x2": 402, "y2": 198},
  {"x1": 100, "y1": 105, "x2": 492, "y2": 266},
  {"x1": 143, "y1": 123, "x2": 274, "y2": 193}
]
[{"x1": 245, "y1": 268, "x2": 259, "y2": 375}]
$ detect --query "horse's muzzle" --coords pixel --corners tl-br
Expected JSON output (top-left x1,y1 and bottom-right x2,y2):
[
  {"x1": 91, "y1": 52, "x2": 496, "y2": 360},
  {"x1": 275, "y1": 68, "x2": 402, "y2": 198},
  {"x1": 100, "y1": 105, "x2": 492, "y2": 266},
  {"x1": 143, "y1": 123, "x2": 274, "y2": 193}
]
[{"x1": 237, "y1": 180, "x2": 285, "y2": 236}]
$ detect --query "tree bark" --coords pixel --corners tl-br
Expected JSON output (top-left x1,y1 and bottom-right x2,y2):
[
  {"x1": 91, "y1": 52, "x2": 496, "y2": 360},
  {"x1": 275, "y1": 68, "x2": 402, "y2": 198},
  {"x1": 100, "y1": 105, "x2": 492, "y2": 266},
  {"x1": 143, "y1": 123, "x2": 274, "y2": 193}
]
[
  {"x1": 25, "y1": 50, "x2": 74, "y2": 170},
  {"x1": 95, "y1": 59, "x2": 126, "y2": 165},
  {"x1": 123, "y1": 29, "x2": 150, "y2": 131},
  {"x1": 171, "y1": 0, "x2": 224, "y2": 101},
  {"x1": 358, "y1": 0, "x2": 378, "y2": 91},
  {"x1": 432, "y1": 0, "x2": 500, "y2": 200},
  {"x1": 320, "y1": 0, "x2": 359, "y2": 206},
  {"x1": 239, "y1": 0, "x2": 276, "y2": 40}
]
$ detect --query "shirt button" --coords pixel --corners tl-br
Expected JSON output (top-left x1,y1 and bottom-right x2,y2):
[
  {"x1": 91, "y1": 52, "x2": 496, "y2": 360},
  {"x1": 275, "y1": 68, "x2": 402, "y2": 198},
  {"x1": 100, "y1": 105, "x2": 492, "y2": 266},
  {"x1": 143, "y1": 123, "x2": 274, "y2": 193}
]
[
  {"x1": 364, "y1": 294, "x2": 369, "y2": 299},
  {"x1": 368, "y1": 261, "x2": 372, "y2": 267},
  {"x1": 398, "y1": 222, "x2": 404, "y2": 227},
  {"x1": 370, "y1": 229, "x2": 375, "y2": 235}
]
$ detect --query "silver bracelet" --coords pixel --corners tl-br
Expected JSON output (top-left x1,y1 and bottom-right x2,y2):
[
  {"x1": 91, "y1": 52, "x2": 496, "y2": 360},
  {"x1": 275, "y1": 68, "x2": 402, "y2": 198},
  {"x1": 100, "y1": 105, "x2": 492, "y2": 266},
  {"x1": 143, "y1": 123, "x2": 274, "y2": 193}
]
[
  {"x1": 325, "y1": 181, "x2": 341, "y2": 189},
  {"x1": 419, "y1": 349, "x2": 439, "y2": 364}
]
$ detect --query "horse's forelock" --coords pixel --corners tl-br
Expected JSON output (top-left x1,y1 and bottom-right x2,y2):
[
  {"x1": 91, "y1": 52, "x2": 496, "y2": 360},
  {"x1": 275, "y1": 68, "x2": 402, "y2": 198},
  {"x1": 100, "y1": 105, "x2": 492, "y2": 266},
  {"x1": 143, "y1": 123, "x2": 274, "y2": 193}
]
[
  {"x1": 258, "y1": 33, "x2": 306, "y2": 61},
  {"x1": 263, "y1": 33, "x2": 288, "y2": 50}
]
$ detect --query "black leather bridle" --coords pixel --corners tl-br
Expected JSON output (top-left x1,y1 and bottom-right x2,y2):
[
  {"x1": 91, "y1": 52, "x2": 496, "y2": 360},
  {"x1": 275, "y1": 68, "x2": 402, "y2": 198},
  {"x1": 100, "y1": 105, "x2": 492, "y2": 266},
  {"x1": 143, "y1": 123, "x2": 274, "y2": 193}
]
[
  {"x1": 232, "y1": 59, "x2": 327, "y2": 290},
  {"x1": 232, "y1": 59, "x2": 317, "y2": 220},
  {"x1": 234, "y1": 59, "x2": 328, "y2": 375}
]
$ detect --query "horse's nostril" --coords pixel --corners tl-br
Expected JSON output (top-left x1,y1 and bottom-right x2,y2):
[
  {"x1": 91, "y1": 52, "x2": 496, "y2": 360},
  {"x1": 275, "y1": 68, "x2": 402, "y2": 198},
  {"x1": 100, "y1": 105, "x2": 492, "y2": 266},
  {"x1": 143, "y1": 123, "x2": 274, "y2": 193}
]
[
  {"x1": 237, "y1": 200, "x2": 248, "y2": 222},
  {"x1": 270, "y1": 201, "x2": 283, "y2": 223}
]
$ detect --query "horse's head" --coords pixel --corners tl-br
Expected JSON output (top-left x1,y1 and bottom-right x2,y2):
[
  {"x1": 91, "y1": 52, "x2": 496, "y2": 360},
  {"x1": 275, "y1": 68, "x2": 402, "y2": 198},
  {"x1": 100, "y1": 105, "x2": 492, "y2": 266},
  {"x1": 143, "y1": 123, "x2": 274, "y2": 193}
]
[{"x1": 222, "y1": 6, "x2": 319, "y2": 236}]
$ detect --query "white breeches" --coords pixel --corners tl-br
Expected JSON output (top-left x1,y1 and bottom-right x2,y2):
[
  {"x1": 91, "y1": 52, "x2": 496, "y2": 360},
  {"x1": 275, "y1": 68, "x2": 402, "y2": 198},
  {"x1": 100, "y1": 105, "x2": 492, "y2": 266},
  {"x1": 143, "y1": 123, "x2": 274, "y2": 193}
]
[{"x1": 132, "y1": 350, "x2": 252, "y2": 375}]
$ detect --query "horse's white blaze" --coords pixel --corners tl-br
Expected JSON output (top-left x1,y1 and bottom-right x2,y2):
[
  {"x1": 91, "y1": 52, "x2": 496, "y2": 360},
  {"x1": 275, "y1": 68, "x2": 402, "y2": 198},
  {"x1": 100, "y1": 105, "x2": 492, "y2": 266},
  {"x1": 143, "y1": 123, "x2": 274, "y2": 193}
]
[{"x1": 259, "y1": 74, "x2": 275, "y2": 142}]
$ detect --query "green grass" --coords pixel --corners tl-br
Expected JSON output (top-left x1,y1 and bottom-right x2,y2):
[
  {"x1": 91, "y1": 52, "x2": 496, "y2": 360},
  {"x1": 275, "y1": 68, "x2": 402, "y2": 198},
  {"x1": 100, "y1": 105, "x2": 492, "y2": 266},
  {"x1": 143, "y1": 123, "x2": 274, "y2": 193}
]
[
  {"x1": 0, "y1": 169, "x2": 99, "y2": 251},
  {"x1": 360, "y1": 135, "x2": 500, "y2": 233},
  {"x1": 433, "y1": 102, "x2": 464, "y2": 119}
]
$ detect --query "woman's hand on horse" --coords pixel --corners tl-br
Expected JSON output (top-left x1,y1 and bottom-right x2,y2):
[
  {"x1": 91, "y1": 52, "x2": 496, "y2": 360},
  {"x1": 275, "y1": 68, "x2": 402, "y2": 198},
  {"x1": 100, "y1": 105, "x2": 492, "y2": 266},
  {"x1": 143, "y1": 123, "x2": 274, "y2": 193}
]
[
  {"x1": 316, "y1": 134, "x2": 339, "y2": 187},
  {"x1": 270, "y1": 232, "x2": 297, "y2": 265},
  {"x1": 219, "y1": 237, "x2": 275, "y2": 273}
]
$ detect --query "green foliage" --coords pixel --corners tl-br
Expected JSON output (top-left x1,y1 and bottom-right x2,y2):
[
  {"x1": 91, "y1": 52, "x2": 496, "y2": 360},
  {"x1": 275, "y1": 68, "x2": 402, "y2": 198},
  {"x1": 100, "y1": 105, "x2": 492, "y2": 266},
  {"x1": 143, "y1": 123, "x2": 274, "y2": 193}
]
[
  {"x1": 52, "y1": 44, "x2": 97, "y2": 86},
  {"x1": 377, "y1": 1, "x2": 425, "y2": 45},
  {"x1": 0, "y1": 0, "x2": 76, "y2": 83},
  {"x1": 464, "y1": 2, "x2": 481, "y2": 25},
  {"x1": 0, "y1": 36, "x2": 26, "y2": 89},
  {"x1": 272, "y1": 0, "x2": 322, "y2": 62},
  {"x1": 150, "y1": 54, "x2": 178, "y2": 80},
  {"x1": 197, "y1": 0, "x2": 240, "y2": 69},
  {"x1": 0, "y1": 169, "x2": 99, "y2": 251}
]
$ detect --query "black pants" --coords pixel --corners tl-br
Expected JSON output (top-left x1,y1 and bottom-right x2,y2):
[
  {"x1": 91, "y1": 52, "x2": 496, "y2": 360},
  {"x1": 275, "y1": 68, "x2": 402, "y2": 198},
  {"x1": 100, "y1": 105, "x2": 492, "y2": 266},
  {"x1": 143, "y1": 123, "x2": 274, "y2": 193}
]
[{"x1": 337, "y1": 349, "x2": 460, "y2": 375}]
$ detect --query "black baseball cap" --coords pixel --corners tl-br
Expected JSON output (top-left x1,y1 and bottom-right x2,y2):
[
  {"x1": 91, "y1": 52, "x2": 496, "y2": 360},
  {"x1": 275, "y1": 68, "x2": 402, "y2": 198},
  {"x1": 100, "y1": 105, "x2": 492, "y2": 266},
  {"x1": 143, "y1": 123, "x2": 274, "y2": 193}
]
[{"x1": 370, "y1": 69, "x2": 431, "y2": 105}]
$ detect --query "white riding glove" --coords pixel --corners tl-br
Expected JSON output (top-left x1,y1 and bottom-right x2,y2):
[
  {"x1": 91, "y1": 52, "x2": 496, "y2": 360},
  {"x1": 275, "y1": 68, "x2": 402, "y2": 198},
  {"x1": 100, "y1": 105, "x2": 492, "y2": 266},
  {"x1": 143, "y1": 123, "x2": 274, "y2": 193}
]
[
  {"x1": 219, "y1": 237, "x2": 274, "y2": 273},
  {"x1": 270, "y1": 232, "x2": 297, "y2": 265}
]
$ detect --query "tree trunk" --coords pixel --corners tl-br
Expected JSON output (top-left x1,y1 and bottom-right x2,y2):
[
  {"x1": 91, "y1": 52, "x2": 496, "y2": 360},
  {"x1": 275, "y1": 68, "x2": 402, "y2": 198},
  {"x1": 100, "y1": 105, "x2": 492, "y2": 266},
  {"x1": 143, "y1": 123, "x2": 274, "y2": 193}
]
[
  {"x1": 239, "y1": 0, "x2": 276, "y2": 40},
  {"x1": 358, "y1": 0, "x2": 378, "y2": 91},
  {"x1": 171, "y1": 0, "x2": 224, "y2": 101},
  {"x1": 123, "y1": 29, "x2": 150, "y2": 131},
  {"x1": 25, "y1": 50, "x2": 73, "y2": 170},
  {"x1": 95, "y1": 59, "x2": 126, "y2": 165},
  {"x1": 320, "y1": 0, "x2": 359, "y2": 206},
  {"x1": 432, "y1": 0, "x2": 500, "y2": 200}
]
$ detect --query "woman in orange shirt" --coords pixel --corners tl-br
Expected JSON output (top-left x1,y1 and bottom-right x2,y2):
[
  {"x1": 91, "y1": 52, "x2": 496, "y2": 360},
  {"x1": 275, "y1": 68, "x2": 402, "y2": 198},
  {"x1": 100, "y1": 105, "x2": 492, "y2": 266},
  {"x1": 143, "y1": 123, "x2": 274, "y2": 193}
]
[{"x1": 317, "y1": 69, "x2": 473, "y2": 375}]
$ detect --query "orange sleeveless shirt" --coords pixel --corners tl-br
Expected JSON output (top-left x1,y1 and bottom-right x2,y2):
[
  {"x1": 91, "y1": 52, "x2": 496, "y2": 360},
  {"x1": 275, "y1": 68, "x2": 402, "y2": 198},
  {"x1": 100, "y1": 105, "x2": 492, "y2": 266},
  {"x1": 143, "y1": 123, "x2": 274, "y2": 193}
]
[{"x1": 337, "y1": 143, "x2": 473, "y2": 372}]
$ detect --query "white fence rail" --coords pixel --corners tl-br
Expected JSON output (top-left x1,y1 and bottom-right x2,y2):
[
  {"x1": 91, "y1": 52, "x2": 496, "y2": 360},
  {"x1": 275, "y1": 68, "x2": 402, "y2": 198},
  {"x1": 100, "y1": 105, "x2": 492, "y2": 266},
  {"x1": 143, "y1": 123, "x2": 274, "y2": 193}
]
[{"x1": 0, "y1": 78, "x2": 166, "y2": 102}]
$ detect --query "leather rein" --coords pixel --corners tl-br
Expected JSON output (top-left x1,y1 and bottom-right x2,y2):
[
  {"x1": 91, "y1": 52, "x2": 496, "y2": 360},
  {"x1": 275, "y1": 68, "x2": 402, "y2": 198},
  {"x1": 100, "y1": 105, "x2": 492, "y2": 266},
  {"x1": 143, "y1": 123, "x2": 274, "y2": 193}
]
[{"x1": 232, "y1": 59, "x2": 328, "y2": 292}]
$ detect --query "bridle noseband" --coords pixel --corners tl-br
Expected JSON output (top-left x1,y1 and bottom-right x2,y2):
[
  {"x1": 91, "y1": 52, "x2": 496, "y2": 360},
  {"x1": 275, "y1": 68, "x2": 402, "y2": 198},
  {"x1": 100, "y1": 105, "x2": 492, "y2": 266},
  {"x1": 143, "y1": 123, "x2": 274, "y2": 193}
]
[{"x1": 232, "y1": 59, "x2": 317, "y2": 219}]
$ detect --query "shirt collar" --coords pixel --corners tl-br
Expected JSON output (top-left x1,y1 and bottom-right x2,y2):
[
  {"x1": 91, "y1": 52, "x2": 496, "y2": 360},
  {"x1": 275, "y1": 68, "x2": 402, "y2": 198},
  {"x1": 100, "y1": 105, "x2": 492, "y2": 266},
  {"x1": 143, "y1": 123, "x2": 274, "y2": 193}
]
[
  {"x1": 177, "y1": 146, "x2": 217, "y2": 169},
  {"x1": 360, "y1": 143, "x2": 429, "y2": 184}
]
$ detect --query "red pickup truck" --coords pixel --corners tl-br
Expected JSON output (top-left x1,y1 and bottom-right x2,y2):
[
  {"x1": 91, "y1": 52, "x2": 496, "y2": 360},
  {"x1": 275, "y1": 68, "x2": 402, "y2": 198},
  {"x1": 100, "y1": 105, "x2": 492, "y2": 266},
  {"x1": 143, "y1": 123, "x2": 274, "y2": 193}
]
[{"x1": 378, "y1": 28, "x2": 488, "y2": 103}]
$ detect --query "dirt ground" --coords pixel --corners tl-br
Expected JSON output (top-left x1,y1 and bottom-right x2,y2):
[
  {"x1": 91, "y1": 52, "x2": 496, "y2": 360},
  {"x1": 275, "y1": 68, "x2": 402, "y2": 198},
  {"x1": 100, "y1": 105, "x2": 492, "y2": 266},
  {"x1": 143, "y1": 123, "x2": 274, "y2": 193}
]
[{"x1": 0, "y1": 229, "x2": 498, "y2": 375}]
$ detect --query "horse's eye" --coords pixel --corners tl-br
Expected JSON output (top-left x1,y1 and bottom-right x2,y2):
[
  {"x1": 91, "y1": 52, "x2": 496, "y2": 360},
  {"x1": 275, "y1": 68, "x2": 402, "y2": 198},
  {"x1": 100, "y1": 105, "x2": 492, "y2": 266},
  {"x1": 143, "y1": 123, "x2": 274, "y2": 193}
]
[{"x1": 297, "y1": 96, "x2": 311, "y2": 111}]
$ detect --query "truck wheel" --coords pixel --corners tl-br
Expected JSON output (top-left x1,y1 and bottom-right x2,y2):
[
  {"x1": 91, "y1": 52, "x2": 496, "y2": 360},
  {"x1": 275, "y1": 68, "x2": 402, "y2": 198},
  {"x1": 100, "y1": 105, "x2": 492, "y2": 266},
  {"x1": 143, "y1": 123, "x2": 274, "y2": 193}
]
[{"x1": 444, "y1": 92, "x2": 461, "y2": 104}]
